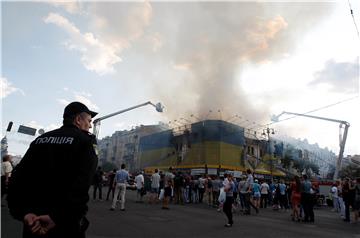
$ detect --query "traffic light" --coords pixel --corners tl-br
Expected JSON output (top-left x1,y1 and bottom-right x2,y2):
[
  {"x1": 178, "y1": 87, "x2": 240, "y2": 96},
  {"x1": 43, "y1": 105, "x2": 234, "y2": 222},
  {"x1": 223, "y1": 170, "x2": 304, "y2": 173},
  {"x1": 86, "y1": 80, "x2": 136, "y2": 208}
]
[{"x1": 6, "y1": 121, "x2": 13, "y2": 132}]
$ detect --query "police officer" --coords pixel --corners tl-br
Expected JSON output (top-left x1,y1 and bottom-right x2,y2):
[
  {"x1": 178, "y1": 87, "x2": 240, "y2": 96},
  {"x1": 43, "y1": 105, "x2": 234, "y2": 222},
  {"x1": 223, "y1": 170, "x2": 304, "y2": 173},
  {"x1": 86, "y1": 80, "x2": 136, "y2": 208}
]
[{"x1": 7, "y1": 102, "x2": 99, "y2": 238}]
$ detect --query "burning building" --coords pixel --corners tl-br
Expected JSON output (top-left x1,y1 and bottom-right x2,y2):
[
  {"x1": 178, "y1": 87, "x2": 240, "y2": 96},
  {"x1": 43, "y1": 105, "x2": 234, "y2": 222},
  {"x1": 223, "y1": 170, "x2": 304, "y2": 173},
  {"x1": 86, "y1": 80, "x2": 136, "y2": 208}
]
[{"x1": 139, "y1": 120, "x2": 247, "y2": 173}]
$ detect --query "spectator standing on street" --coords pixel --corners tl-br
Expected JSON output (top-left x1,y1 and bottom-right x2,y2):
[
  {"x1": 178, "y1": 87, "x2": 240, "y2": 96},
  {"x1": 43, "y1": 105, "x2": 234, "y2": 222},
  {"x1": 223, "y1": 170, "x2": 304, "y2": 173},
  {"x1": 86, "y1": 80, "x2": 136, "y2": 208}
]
[
  {"x1": 348, "y1": 178, "x2": 356, "y2": 223},
  {"x1": 7, "y1": 101, "x2": 98, "y2": 238},
  {"x1": 353, "y1": 177, "x2": 360, "y2": 223},
  {"x1": 238, "y1": 176, "x2": 247, "y2": 211},
  {"x1": 191, "y1": 177, "x2": 199, "y2": 203},
  {"x1": 212, "y1": 175, "x2": 221, "y2": 208},
  {"x1": 92, "y1": 166, "x2": 104, "y2": 201},
  {"x1": 342, "y1": 177, "x2": 353, "y2": 222},
  {"x1": 184, "y1": 174, "x2": 192, "y2": 203},
  {"x1": 149, "y1": 169, "x2": 160, "y2": 204},
  {"x1": 330, "y1": 183, "x2": 340, "y2": 212},
  {"x1": 260, "y1": 180, "x2": 269, "y2": 208},
  {"x1": 106, "y1": 169, "x2": 117, "y2": 201},
  {"x1": 301, "y1": 174, "x2": 315, "y2": 223},
  {"x1": 252, "y1": 179, "x2": 261, "y2": 210},
  {"x1": 135, "y1": 171, "x2": 145, "y2": 203},
  {"x1": 273, "y1": 182, "x2": 281, "y2": 210},
  {"x1": 110, "y1": 164, "x2": 130, "y2": 211},
  {"x1": 244, "y1": 169, "x2": 258, "y2": 214},
  {"x1": 174, "y1": 171, "x2": 184, "y2": 205},
  {"x1": 269, "y1": 181, "x2": 275, "y2": 206},
  {"x1": 290, "y1": 175, "x2": 302, "y2": 222},
  {"x1": 207, "y1": 175, "x2": 213, "y2": 206},
  {"x1": 162, "y1": 167, "x2": 175, "y2": 209},
  {"x1": 223, "y1": 173, "x2": 235, "y2": 227},
  {"x1": 279, "y1": 179, "x2": 288, "y2": 211},
  {"x1": 337, "y1": 179, "x2": 346, "y2": 219},
  {"x1": 198, "y1": 174, "x2": 206, "y2": 203},
  {"x1": 1, "y1": 154, "x2": 13, "y2": 200}
]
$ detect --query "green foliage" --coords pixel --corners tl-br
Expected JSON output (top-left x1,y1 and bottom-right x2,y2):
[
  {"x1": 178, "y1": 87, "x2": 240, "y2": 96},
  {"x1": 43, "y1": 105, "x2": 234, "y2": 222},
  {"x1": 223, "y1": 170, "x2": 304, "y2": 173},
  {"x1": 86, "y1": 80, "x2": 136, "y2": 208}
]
[
  {"x1": 291, "y1": 159, "x2": 319, "y2": 175},
  {"x1": 282, "y1": 145, "x2": 320, "y2": 175},
  {"x1": 326, "y1": 165, "x2": 335, "y2": 179},
  {"x1": 281, "y1": 154, "x2": 292, "y2": 169},
  {"x1": 292, "y1": 159, "x2": 305, "y2": 172},
  {"x1": 308, "y1": 161, "x2": 320, "y2": 175},
  {"x1": 339, "y1": 164, "x2": 360, "y2": 179}
]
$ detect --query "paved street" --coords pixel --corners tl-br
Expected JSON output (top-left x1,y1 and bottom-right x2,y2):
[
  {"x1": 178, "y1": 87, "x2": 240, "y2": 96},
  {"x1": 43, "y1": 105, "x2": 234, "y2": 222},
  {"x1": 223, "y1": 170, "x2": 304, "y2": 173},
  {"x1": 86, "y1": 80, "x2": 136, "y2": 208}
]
[{"x1": 2, "y1": 189, "x2": 360, "y2": 238}]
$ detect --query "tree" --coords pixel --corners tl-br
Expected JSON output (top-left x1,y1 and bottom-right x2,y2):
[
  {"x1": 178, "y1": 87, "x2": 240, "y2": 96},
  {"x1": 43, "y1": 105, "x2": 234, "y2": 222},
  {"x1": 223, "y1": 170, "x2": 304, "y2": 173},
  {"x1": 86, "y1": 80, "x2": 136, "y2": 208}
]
[
  {"x1": 291, "y1": 159, "x2": 319, "y2": 176},
  {"x1": 339, "y1": 165, "x2": 360, "y2": 179},
  {"x1": 308, "y1": 161, "x2": 320, "y2": 175},
  {"x1": 326, "y1": 165, "x2": 335, "y2": 179},
  {"x1": 281, "y1": 154, "x2": 292, "y2": 170},
  {"x1": 292, "y1": 159, "x2": 305, "y2": 173},
  {"x1": 281, "y1": 144, "x2": 297, "y2": 170},
  {"x1": 102, "y1": 161, "x2": 117, "y2": 172}
]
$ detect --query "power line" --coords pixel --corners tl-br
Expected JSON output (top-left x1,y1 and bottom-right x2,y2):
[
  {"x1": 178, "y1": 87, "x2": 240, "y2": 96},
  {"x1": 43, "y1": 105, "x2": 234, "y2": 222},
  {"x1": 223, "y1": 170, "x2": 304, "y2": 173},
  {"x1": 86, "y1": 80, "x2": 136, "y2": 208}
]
[
  {"x1": 269, "y1": 95, "x2": 358, "y2": 126},
  {"x1": 348, "y1": 0, "x2": 360, "y2": 40}
]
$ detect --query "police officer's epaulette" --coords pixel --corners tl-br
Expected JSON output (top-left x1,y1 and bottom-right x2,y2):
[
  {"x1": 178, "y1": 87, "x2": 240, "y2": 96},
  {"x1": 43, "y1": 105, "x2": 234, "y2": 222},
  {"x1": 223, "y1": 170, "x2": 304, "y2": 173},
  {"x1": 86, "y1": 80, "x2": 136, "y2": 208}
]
[{"x1": 87, "y1": 133, "x2": 99, "y2": 156}]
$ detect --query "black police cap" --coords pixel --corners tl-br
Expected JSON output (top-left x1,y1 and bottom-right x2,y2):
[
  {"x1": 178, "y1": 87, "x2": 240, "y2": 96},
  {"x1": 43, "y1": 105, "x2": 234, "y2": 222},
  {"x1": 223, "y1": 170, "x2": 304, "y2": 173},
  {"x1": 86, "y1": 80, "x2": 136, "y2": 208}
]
[{"x1": 63, "y1": 102, "x2": 98, "y2": 118}]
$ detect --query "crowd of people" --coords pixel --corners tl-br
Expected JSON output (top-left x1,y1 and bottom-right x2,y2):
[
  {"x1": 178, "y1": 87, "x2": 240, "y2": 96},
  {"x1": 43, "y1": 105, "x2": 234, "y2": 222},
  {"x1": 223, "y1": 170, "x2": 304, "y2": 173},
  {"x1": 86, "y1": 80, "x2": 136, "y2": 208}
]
[
  {"x1": 95, "y1": 166, "x2": 360, "y2": 226},
  {"x1": 2, "y1": 153, "x2": 360, "y2": 235},
  {"x1": 329, "y1": 177, "x2": 360, "y2": 223},
  {"x1": 2, "y1": 102, "x2": 359, "y2": 238}
]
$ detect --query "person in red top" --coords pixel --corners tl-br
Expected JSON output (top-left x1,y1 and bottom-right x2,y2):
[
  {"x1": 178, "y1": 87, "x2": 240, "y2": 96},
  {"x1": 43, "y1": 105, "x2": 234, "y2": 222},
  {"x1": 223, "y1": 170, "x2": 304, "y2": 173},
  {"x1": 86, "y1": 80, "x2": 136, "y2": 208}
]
[{"x1": 290, "y1": 175, "x2": 302, "y2": 222}]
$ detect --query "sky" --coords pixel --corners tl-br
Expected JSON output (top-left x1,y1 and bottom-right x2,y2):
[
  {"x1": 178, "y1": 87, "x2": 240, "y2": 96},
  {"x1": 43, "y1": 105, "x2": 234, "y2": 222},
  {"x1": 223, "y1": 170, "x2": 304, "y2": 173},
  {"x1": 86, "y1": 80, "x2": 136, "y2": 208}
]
[{"x1": 1, "y1": 0, "x2": 359, "y2": 157}]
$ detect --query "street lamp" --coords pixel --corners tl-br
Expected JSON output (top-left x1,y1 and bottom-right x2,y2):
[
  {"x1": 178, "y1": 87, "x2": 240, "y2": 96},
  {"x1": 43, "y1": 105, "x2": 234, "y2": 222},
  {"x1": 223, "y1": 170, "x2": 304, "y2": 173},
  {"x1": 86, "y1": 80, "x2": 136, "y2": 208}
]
[
  {"x1": 93, "y1": 101, "x2": 164, "y2": 138},
  {"x1": 262, "y1": 127, "x2": 275, "y2": 181},
  {"x1": 190, "y1": 114, "x2": 201, "y2": 121}
]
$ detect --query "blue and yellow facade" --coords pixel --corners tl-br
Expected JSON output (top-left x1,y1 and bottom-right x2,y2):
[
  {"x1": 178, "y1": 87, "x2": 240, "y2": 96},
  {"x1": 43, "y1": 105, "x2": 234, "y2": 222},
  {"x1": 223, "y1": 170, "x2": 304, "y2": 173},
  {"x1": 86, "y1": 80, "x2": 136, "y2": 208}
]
[{"x1": 139, "y1": 120, "x2": 246, "y2": 172}]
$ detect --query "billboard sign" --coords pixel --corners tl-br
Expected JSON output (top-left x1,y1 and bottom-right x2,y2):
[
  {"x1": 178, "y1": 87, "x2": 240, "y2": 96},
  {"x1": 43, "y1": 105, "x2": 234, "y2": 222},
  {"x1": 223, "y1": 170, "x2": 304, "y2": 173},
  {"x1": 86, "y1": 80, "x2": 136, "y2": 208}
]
[{"x1": 18, "y1": 125, "x2": 37, "y2": 136}]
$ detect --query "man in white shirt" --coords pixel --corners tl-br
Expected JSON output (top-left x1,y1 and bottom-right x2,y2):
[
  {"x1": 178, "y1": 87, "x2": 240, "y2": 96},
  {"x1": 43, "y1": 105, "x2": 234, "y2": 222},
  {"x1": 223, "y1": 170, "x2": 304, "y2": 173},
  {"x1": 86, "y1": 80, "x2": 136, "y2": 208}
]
[
  {"x1": 198, "y1": 175, "x2": 206, "y2": 203},
  {"x1": 260, "y1": 180, "x2": 269, "y2": 208},
  {"x1": 135, "y1": 171, "x2": 145, "y2": 203},
  {"x1": 331, "y1": 183, "x2": 339, "y2": 212},
  {"x1": 149, "y1": 169, "x2": 160, "y2": 204},
  {"x1": 244, "y1": 169, "x2": 258, "y2": 214}
]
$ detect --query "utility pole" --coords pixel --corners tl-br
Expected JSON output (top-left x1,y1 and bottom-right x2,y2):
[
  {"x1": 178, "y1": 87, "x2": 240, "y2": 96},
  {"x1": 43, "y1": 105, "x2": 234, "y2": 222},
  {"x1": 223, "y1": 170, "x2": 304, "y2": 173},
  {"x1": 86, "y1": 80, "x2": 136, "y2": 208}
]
[{"x1": 263, "y1": 127, "x2": 275, "y2": 181}]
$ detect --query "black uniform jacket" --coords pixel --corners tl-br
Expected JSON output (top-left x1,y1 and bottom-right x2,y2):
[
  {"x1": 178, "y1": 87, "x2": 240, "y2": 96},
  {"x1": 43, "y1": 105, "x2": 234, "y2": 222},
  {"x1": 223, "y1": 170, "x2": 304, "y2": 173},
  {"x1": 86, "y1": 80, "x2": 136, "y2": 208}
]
[{"x1": 7, "y1": 124, "x2": 98, "y2": 227}]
